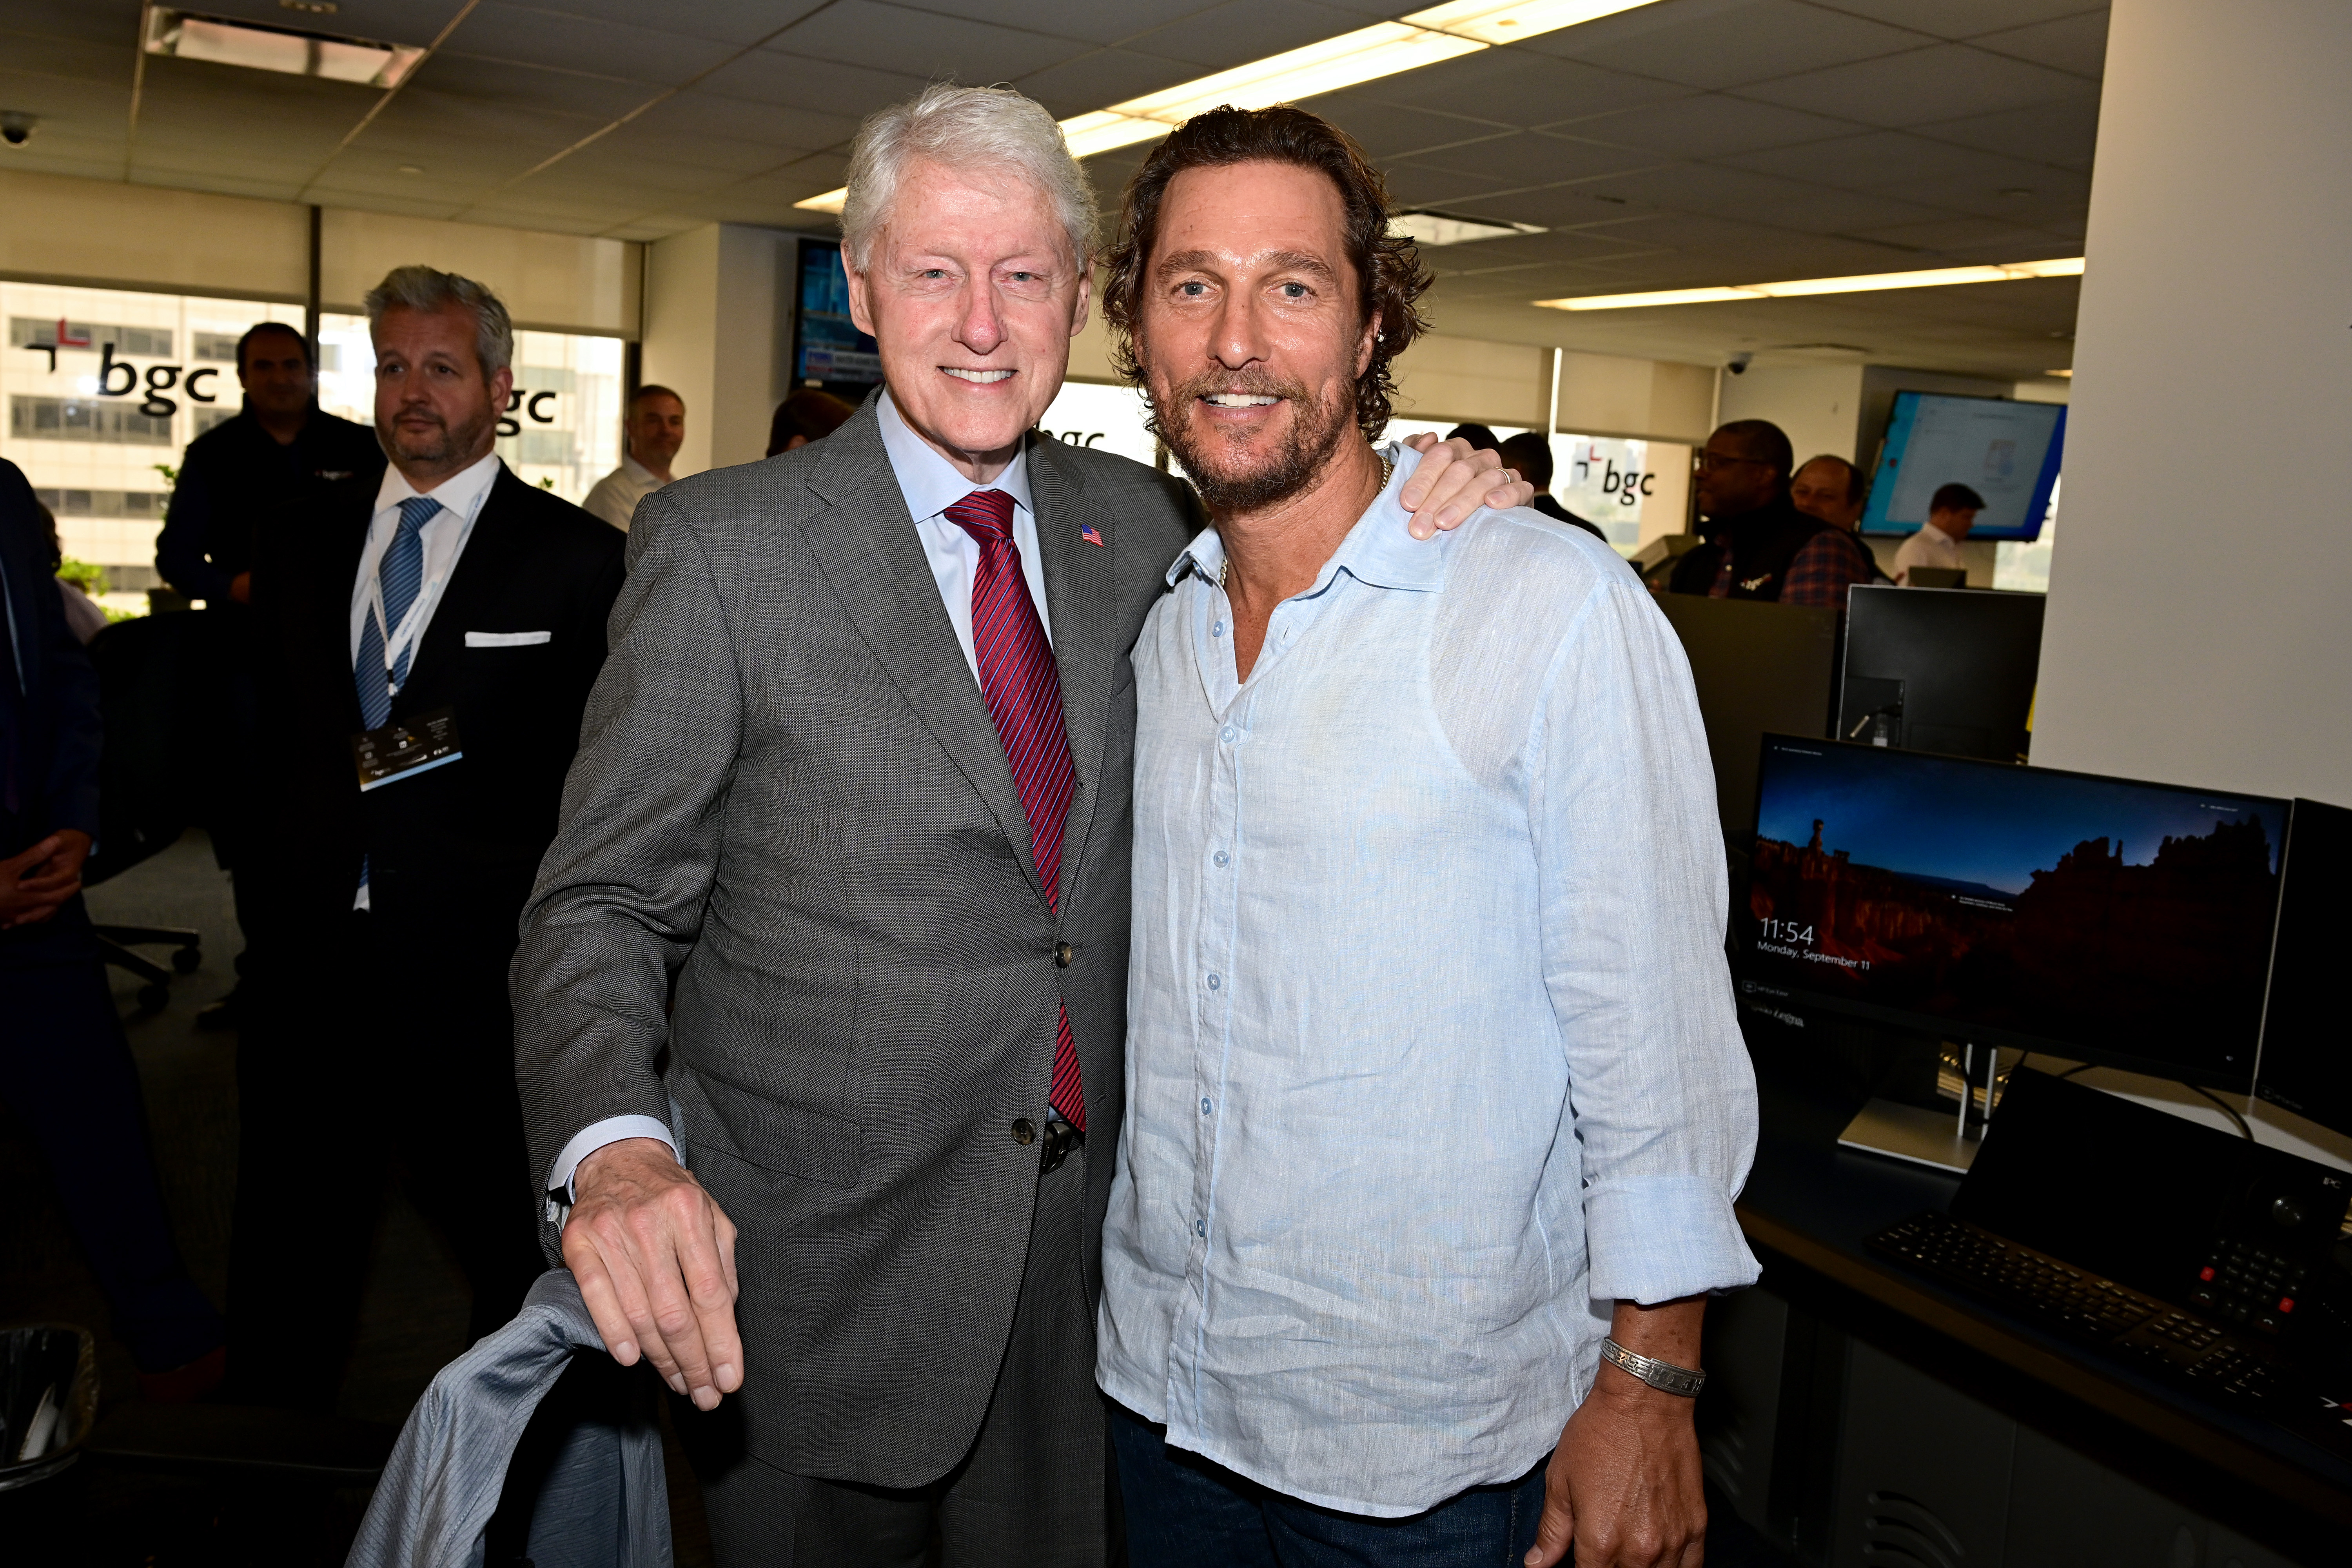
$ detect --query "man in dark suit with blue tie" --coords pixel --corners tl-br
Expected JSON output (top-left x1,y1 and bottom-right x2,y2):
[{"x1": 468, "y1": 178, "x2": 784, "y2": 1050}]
[
  {"x1": 229, "y1": 267, "x2": 624, "y2": 1409},
  {"x1": 0, "y1": 457, "x2": 226, "y2": 1395}
]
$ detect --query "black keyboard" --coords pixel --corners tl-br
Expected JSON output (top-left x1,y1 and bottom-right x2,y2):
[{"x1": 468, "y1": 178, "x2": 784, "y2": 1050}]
[{"x1": 1868, "y1": 1212, "x2": 2287, "y2": 1405}]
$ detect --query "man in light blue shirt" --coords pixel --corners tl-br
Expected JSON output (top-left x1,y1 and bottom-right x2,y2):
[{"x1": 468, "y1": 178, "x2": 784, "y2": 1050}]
[{"x1": 1094, "y1": 108, "x2": 1759, "y2": 1568}]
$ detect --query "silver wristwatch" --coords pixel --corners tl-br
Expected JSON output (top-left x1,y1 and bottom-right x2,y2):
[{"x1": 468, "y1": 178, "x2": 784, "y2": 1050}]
[{"x1": 1599, "y1": 1338, "x2": 1707, "y2": 1397}]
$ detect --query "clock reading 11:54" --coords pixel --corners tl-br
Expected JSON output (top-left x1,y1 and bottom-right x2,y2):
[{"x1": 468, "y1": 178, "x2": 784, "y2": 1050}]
[{"x1": 1760, "y1": 919, "x2": 1815, "y2": 946}]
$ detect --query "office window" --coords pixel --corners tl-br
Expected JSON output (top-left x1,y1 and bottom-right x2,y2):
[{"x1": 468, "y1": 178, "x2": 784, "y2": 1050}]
[
  {"x1": 316, "y1": 315, "x2": 622, "y2": 505},
  {"x1": 0, "y1": 281, "x2": 305, "y2": 581}
]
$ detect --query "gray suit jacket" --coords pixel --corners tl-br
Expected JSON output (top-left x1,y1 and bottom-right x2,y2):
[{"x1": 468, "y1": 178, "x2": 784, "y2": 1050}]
[{"x1": 512, "y1": 400, "x2": 1199, "y2": 1486}]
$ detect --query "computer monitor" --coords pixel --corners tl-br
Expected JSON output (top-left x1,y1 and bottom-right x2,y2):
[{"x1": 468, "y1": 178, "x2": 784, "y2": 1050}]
[
  {"x1": 1739, "y1": 736, "x2": 2288, "y2": 1088},
  {"x1": 1653, "y1": 594, "x2": 1838, "y2": 837},
  {"x1": 788, "y1": 238, "x2": 882, "y2": 399},
  {"x1": 1860, "y1": 391, "x2": 2064, "y2": 542},
  {"x1": 2253, "y1": 797, "x2": 2352, "y2": 1138},
  {"x1": 1839, "y1": 585, "x2": 2045, "y2": 763}
]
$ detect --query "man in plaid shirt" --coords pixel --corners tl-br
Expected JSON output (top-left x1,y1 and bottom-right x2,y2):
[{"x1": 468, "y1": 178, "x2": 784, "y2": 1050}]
[{"x1": 1666, "y1": 420, "x2": 1878, "y2": 619}]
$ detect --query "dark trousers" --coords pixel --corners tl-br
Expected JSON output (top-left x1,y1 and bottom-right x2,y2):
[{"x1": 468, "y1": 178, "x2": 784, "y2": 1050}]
[
  {"x1": 1111, "y1": 1406, "x2": 1550, "y2": 1568},
  {"x1": 0, "y1": 900, "x2": 222, "y2": 1373},
  {"x1": 682, "y1": 1143, "x2": 1107, "y2": 1566},
  {"x1": 227, "y1": 905, "x2": 544, "y2": 1410}
]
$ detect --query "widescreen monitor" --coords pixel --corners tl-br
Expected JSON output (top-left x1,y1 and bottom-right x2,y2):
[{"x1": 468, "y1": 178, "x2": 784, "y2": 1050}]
[
  {"x1": 1738, "y1": 737, "x2": 2287, "y2": 1087},
  {"x1": 1860, "y1": 392, "x2": 2063, "y2": 542},
  {"x1": 789, "y1": 238, "x2": 882, "y2": 399},
  {"x1": 1838, "y1": 585, "x2": 2045, "y2": 763},
  {"x1": 2253, "y1": 797, "x2": 2352, "y2": 1138},
  {"x1": 1653, "y1": 594, "x2": 1838, "y2": 837}
]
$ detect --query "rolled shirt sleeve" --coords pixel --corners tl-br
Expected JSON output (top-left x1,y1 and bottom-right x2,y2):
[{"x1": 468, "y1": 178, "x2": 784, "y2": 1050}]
[{"x1": 1532, "y1": 566, "x2": 1761, "y2": 1306}]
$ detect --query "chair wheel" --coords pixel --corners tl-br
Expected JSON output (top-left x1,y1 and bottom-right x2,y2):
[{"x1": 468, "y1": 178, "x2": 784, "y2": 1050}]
[
  {"x1": 172, "y1": 947, "x2": 202, "y2": 974},
  {"x1": 137, "y1": 983, "x2": 171, "y2": 1014}
]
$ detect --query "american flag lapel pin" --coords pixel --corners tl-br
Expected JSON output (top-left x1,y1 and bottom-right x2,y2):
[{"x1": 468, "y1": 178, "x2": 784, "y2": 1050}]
[{"x1": 1080, "y1": 524, "x2": 1105, "y2": 548}]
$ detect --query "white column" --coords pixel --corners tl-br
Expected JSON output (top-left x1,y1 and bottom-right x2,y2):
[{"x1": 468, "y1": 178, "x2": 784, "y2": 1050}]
[
  {"x1": 640, "y1": 223, "x2": 798, "y2": 477},
  {"x1": 2031, "y1": 0, "x2": 2352, "y2": 799}
]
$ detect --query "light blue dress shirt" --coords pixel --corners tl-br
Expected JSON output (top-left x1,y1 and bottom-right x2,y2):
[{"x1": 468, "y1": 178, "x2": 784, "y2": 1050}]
[
  {"x1": 1097, "y1": 445, "x2": 1761, "y2": 1518},
  {"x1": 544, "y1": 392, "x2": 1057, "y2": 1208}
]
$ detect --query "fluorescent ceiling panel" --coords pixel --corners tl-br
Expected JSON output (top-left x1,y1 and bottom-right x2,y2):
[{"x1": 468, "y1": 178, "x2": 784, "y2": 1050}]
[
  {"x1": 1390, "y1": 211, "x2": 1546, "y2": 246},
  {"x1": 1535, "y1": 256, "x2": 2084, "y2": 310},
  {"x1": 145, "y1": 8, "x2": 427, "y2": 89},
  {"x1": 795, "y1": 0, "x2": 1663, "y2": 213}
]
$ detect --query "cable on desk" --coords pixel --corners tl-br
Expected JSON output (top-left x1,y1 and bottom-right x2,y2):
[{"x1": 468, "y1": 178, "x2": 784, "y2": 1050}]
[{"x1": 2180, "y1": 1081, "x2": 2256, "y2": 1142}]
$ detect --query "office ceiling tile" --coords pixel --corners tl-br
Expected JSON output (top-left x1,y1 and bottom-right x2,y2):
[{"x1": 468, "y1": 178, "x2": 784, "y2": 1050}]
[
  {"x1": 1562, "y1": 94, "x2": 1864, "y2": 158},
  {"x1": 627, "y1": 92, "x2": 858, "y2": 153},
  {"x1": 1882, "y1": 167, "x2": 2088, "y2": 224},
  {"x1": 1, "y1": 0, "x2": 142, "y2": 45},
  {"x1": 1913, "y1": 97, "x2": 2099, "y2": 170},
  {"x1": 136, "y1": 169, "x2": 309, "y2": 204},
  {"x1": 1013, "y1": 49, "x2": 1209, "y2": 119},
  {"x1": 408, "y1": 52, "x2": 648, "y2": 122},
  {"x1": 1122, "y1": 0, "x2": 1405, "y2": 73},
  {"x1": 1347, "y1": 50, "x2": 1697, "y2": 129},
  {"x1": 1721, "y1": 129, "x2": 2048, "y2": 190},
  {"x1": 1564, "y1": 160, "x2": 1940, "y2": 229},
  {"x1": 1848, "y1": 214, "x2": 2072, "y2": 254},
  {"x1": 1533, "y1": 0, "x2": 1932, "y2": 92},
  {"x1": 1809, "y1": 1, "x2": 2104, "y2": 41},
  {"x1": 1377, "y1": 163, "x2": 1521, "y2": 211},
  {"x1": 0, "y1": 26, "x2": 126, "y2": 83},
  {"x1": 357, "y1": 93, "x2": 588, "y2": 156},
  {"x1": 1735, "y1": 39, "x2": 2092, "y2": 127},
  {"x1": 499, "y1": 0, "x2": 832, "y2": 49},
  {"x1": 1969, "y1": 9, "x2": 2108, "y2": 79},
  {"x1": 572, "y1": 121, "x2": 807, "y2": 179},
  {"x1": 770, "y1": 1, "x2": 1095, "y2": 80},
  {"x1": 1393, "y1": 131, "x2": 1661, "y2": 189},
  {"x1": 694, "y1": 50, "x2": 931, "y2": 119},
  {"x1": 449, "y1": 6, "x2": 743, "y2": 86},
  {"x1": 885, "y1": 0, "x2": 1212, "y2": 47}
]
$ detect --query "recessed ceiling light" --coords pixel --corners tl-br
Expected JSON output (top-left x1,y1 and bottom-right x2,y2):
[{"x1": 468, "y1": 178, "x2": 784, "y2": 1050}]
[
  {"x1": 2045, "y1": 368, "x2": 2073, "y2": 377},
  {"x1": 397, "y1": 164, "x2": 424, "y2": 174},
  {"x1": 1534, "y1": 257, "x2": 2085, "y2": 310},
  {"x1": 145, "y1": 7, "x2": 425, "y2": 89},
  {"x1": 795, "y1": 0, "x2": 1666, "y2": 213},
  {"x1": 1390, "y1": 211, "x2": 1546, "y2": 247}
]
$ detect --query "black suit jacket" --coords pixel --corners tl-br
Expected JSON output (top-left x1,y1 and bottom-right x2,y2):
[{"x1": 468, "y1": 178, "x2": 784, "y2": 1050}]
[{"x1": 245, "y1": 462, "x2": 624, "y2": 954}]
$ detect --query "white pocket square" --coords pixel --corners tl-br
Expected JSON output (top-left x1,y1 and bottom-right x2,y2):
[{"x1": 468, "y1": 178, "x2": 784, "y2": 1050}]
[{"x1": 465, "y1": 630, "x2": 552, "y2": 647}]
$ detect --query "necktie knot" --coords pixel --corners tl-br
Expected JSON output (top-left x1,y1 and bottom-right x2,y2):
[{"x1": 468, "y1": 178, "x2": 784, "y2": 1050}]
[
  {"x1": 944, "y1": 489, "x2": 1015, "y2": 544},
  {"x1": 396, "y1": 495, "x2": 438, "y2": 537}
]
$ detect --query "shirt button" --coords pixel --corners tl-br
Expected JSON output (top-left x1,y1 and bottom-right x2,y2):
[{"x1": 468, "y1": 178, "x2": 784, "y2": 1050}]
[
  {"x1": 1212, "y1": 620, "x2": 1225, "y2": 637},
  {"x1": 1011, "y1": 1118, "x2": 1036, "y2": 1146},
  {"x1": 1200, "y1": 1097, "x2": 1212, "y2": 1115},
  {"x1": 1220, "y1": 725, "x2": 1238, "y2": 743},
  {"x1": 1054, "y1": 942, "x2": 1074, "y2": 967},
  {"x1": 1212, "y1": 850, "x2": 1229, "y2": 867},
  {"x1": 1206, "y1": 973, "x2": 1221, "y2": 991},
  {"x1": 1195, "y1": 1219, "x2": 1207, "y2": 1238}
]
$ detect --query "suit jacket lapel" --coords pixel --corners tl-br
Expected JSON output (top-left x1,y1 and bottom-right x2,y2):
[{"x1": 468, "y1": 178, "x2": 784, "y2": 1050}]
[
  {"x1": 322, "y1": 486, "x2": 373, "y2": 734},
  {"x1": 1027, "y1": 434, "x2": 1117, "y2": 911},
  {"x1": 800, "y1": 408, "x2": 1053, "y2": 912},
  {"x1": 399, "y1": 464, "x2": 523, "y2": 716}
]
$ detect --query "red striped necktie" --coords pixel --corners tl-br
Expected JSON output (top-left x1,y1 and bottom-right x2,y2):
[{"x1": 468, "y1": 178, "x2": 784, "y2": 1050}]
[{"x1": 944, "y1": 489, "x2": 1085, "y2": 1131}]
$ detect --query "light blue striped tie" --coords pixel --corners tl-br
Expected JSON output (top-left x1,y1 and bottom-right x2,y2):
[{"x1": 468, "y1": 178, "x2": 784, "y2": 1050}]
[{"x1": 356, "y1": 496, "x2": 436, "y2": 728}]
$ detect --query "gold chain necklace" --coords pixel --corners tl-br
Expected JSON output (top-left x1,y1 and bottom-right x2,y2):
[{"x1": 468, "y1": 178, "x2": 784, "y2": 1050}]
[{"x1": 1218, "y1": 452, "x2": 1393, "y2": 591}]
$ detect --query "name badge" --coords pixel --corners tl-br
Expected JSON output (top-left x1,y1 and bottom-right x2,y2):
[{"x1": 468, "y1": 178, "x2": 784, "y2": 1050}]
[{"x1": 351, "y1": 706, "x2": 463, "y2": 792}]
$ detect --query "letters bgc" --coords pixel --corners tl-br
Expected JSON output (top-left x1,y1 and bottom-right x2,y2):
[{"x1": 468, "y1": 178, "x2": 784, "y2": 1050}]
[{"x1": 94, "y1": 342, "x2": 221, "y2": 419}]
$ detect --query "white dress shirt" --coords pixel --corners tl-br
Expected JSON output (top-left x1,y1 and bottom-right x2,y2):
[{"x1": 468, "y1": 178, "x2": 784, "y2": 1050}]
[
  {"x1": 543, "y1": 392, "x2": 1058, "y2": 1210},
  {"x1": 1100, "y1": 445, "x2": 1759, "y2": 1515},
  {"x1": 1891, "y1": 521, "x2": 1967, "y2": 584},
  {"x1": 581, "y1": 453, "x2": 666, "y2": 532},
  {"x1": 349, "y1": 452, "x2": 502, "y2": 910}
]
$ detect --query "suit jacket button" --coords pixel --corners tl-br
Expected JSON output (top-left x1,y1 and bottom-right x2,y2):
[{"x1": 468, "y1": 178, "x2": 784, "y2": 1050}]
[
  {"x1": 1011, "y1": 1118, "x2": 1037, "y2": 1146},
  {"x1": 1054, "y1": 942, "x2": 1074, "y2": 967}
]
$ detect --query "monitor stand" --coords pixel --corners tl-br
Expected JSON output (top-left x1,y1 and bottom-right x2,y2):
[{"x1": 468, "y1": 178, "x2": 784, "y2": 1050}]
[{"x1": 1838, "y1": 1042, "x2": 2003, "y2": 1174}]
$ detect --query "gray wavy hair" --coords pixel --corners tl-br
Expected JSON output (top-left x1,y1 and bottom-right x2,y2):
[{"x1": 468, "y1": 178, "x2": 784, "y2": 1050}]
[
  {"x1": 840, "y1": 84, "x2": 1097, "y2": 274},
  {"x1": 363, "y1": 264, "x2": 514, "y2": 379}
]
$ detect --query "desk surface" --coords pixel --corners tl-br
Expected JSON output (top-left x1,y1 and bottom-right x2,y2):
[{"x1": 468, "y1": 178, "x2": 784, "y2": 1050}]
[{"x1": 1736, "y1": 1026, "x2": 2352, "y2": 1539}]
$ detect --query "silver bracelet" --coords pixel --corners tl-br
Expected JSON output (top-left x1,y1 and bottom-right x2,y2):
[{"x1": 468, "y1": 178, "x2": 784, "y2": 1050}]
[{"x1": 1599, "y1": 1337, "x2": 1707, "y2": 1397}]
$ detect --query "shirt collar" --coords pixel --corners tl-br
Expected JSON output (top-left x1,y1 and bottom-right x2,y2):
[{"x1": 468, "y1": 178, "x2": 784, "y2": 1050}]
[
  {"x1": 373, "y1": 450, "x2": 503, "y2": 521},
  {"x1": 1164, "y1": 442, "x2": 1451, "y2": 594},
  {"x1": 621, "y1": 452, "x2": 664, "y2": 488},
  {"x1": 877, "y1": 388, "x2": 1034, "y2": 524}
]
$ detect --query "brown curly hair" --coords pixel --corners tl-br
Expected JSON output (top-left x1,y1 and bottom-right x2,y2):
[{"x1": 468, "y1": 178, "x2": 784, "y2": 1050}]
[{"x1": 1098, "y1": 105, "x2": 1432, "y2": 443}]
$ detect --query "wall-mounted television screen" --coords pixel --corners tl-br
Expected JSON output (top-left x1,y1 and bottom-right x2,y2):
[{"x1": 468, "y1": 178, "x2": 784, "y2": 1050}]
[
  {"x1": 790, "y1": 237, "x2": 882, "y2": 399},
  {"x1": 1737, "y1": 737, "x2": 2286, "y2": 1087},
  {"x1": 1860, "y1": 391, "x2": 2063, "y2": 542}
]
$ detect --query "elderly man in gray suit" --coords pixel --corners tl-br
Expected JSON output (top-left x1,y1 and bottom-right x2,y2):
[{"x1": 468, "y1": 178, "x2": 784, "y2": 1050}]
[{"x1": 511, "y1": 85, "x2": 1524, "y2": 1565}]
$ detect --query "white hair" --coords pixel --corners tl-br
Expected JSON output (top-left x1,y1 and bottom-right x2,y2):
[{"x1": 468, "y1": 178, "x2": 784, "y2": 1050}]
[{"x1": 840, "y1": 84, "x2": 1097, "y2": 274}]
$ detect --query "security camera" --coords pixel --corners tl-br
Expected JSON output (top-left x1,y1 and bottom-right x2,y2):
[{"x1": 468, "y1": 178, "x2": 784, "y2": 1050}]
[
  {"x1": 0, "y1": 113, "x2": 35, "y2": 147},
  {"x1": 1726, "y1": 352, "x2": 1753, "y2": 376}
]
